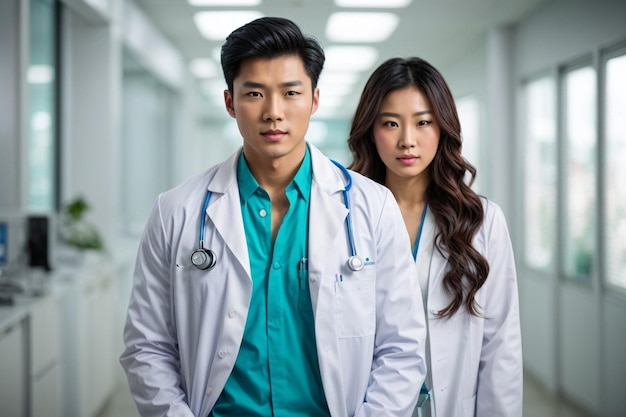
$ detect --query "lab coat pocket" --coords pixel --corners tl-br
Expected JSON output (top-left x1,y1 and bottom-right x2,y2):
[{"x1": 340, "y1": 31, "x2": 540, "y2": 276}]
[
  {"x1": 461, "y1": 394, "x2": 477, "y2": 417},
  {"x1": 335, "y1": 270, "x2": 376, "y2": 338}
]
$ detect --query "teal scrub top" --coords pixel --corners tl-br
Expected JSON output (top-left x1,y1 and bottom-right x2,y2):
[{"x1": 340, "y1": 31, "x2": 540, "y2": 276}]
[{"x1": 211, "y1": 148, "x2": 329, "y2": 417}]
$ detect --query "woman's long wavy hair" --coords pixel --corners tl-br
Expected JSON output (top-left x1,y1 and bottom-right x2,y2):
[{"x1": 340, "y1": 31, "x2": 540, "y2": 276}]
[{"x1": 348, "y1": 57, "x2": 489, "y2": 317}]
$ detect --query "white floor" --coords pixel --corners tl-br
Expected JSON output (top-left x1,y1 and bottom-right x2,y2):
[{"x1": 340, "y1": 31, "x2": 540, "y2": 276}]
[{"x1": 97, "y1": 367, "x2": 595, "y2": 417}]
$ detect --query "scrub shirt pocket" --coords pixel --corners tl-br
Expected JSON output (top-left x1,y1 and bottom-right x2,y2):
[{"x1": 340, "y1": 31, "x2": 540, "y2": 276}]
[
  {"x1": 298, "y1": 269, "x2": 313, "y2": 313},
  {"x1": 335, "y1": 267, "x2": 376, "y2": 338}
]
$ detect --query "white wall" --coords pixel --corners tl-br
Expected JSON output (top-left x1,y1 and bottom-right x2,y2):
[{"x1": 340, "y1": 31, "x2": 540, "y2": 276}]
[
  {"x1": 0, "y1": 0, "x2": 28, "y2": 210},
  {"x1": 62, "y1": 5, "x2": 122, "y2": 247}
]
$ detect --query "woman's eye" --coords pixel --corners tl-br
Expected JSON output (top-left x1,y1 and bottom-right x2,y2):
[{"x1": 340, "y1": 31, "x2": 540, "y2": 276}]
[
  {"x1": 418, "y1": 120, "x2": 431, "y2": 126},
  {"x1": 383, "y1": 121, "x2": 398, "y2": 128}
]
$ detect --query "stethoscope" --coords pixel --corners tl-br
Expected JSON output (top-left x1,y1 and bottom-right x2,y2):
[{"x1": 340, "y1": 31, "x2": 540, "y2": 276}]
[{"x1": 190, "y1": 159, "x2": 365, "y2": 272}]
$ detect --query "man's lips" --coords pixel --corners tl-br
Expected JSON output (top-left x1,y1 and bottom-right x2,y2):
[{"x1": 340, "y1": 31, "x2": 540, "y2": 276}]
[{"x1": 262, "y1": 130, "x2": 286, "y2": 140}]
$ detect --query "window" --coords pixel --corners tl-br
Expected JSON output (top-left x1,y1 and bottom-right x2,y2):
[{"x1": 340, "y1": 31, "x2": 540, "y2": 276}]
[
  {"x1": 562, "y1": 65, "x2": 597, "y2": 282},
  {"x1": 604, "y1": 52, "x2": 626, "y2": 289},
  {"x1": 523, "y1": 77, "x2": 557, "y2": 270},
  {"x1": 27, "y1": 0, "x2": 59, "y2": 211}
]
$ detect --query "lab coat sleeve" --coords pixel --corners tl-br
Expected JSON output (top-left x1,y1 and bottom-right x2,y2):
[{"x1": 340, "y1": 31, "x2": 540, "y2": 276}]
[
  {"x1": 355, "y1": 190, "x2": 428, "y2": 417},
  {"x1": 119, "y1": 195, "x2": 194, "y2": 417},
  {"x1": 476, "y1": 200, "x2": 523, "y2": 417}
]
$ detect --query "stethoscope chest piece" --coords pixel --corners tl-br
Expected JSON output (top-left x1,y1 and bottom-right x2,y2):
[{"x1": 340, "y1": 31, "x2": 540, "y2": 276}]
[
  {"x1": 347, "y1": 255, "x2": 365, "y2": 271},
  {"x1": 191, "y1": 248, "x2": 217, "y2": 270}
]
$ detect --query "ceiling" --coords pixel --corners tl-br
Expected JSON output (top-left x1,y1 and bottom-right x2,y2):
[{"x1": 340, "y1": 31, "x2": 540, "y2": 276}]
[{"x1": 132, "y1": 0, "x2": 549, "y2": 120}]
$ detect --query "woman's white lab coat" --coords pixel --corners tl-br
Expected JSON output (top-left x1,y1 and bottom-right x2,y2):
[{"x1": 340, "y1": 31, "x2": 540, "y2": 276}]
[
  {"x1": 416, "y1": 199, "x2": 523, "y2": 417},
  {"x1": 120, "y1": 144, "x2": 427, "y2": 417}
]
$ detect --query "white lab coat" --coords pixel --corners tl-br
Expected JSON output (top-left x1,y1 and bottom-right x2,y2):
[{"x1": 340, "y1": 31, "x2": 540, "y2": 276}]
[
  {"x1": 416, "y1": 199, "x2": 523, "y2": 417},
  {"x1": 120, "y1": 144, "x2": 427, "y2": 417}
]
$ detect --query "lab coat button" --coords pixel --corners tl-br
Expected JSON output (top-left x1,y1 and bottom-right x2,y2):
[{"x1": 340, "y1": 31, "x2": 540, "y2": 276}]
[
  {"x1": 228, "y1": 309, "x2": 237, "y2": 318},
  {"x1": 310, "y1": 277, "x2": 316, "y2": 283},
  {"x1": 259, "y1": 209, "x2": 267, "y2": 217},
  {"x1": 206, "y1": 387, "x2": 213, "y2": 395},
  {"x1": 218, "y1": 349, "x2": 227, "y2": 358}
]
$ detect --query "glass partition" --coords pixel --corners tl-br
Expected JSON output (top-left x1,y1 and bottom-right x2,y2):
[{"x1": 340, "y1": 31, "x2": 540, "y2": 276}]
[
  {"x1": 27, "y1": 0, "x2": 58, "y2": 211},
  {"x1": 562, "y1": 65, "x2": 597, "y2": 282},
  {"x1": 604, "y1": 52, "x2": 626, "y2": 290}
]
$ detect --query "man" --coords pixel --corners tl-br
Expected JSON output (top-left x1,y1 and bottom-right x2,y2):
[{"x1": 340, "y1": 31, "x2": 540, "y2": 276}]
[{"x1": 120, "y1": 16, "x2": 426, "y2": 417}]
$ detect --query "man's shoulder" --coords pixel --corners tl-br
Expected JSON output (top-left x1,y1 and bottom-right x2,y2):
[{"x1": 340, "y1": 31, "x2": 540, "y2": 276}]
[{"x1": 348, "y1": 169, "x2": 390, "y2": 196}]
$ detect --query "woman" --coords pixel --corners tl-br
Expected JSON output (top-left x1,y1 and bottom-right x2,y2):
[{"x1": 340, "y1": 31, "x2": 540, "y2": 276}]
[{"x1": 348, "y1": 57, "x2": 522, "y2": 417}]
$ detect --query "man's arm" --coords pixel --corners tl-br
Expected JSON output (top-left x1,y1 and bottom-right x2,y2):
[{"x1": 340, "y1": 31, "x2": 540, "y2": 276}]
[
  {"x1": 355, "y1": 190, "x2": 428, "y2": 417},
  {"x1": 119, "y1": 196, "x2": 195, "y2": 417}
]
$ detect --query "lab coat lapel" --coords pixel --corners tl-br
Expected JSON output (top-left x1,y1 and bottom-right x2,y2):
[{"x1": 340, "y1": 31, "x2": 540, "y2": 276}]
[
  {"x1": 426, "y1": 213, "x2": 448, "y2": 311},
  {"x1": 205, "y1": 149, "x2": 251, "y2": 278},
  {"x1": 307, "y1": 145, "x2": 349, "y2": 417},
  {"x1": 307, "y1": 146, "x2": 347, "y2": 308}
]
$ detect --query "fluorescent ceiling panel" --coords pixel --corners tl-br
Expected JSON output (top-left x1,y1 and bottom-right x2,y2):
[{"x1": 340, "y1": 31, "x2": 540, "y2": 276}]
[
  {"x1": 189, "y1": 0, "x2": 261, "y2": 5},
  {"x1": 326, "y1": 12, "x2": 399, "y2": 43},
  {"x1": 324, "y1": 46, "x2": 379, "y2": 72},
  {"x1": 318, "y1": 94, "x2": 347, "y2": 108},
  {"x1": 318, "y1": 71, "x2": 360, "y2": 88},
  {"x1": 334, "y1": 0, "x2": 412, "y2": 7},
  {"x1": 189, "y1": 58, "x2": 219, "y2": 78},
  {"x1": 194, "y1": 11, "x2": 264, "y2": 40}
]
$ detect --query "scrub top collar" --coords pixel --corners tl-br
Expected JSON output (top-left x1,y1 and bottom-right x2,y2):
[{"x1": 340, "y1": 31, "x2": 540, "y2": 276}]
[{"x1": 237, "y1": 147, "x2": 312, "y2": 204}]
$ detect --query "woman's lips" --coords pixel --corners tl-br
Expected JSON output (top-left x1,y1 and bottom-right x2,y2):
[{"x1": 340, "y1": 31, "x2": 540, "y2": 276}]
[{"x1": 398, "y1": 155, "x2": 418, "y2": 165}]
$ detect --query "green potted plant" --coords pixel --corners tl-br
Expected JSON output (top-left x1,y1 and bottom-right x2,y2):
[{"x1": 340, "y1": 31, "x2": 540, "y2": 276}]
[{"x1": 60, "y1": 196, "x2": 104, "y2": 251}]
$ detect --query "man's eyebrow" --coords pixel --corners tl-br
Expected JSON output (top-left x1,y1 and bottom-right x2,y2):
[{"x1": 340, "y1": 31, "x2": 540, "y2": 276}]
[{"x1": 241, "y1": 80, "x2": 304, "y2": 88}]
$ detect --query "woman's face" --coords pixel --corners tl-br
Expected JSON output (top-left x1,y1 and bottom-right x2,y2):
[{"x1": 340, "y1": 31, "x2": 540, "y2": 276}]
[{"x1": 372, "y1": 86, "x2": 440, "y2": 184}]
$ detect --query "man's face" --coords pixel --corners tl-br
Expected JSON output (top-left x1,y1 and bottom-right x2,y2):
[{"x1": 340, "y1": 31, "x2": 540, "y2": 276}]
[{"x1": 225, "y1": 55, "x2": 319, "y2": 167}]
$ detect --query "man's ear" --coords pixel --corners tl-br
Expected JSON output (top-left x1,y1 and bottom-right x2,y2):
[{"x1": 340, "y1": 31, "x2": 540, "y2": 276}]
[
  {"x1": 310, "y1": 87, "x2": 320, "y2": 116},
  {"x1": 224, "y1": 89, "x2": 236, "y2": 118}
]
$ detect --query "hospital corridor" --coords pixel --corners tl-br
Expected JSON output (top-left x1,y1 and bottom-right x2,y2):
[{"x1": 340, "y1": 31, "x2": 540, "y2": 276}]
[{"x1": 1, "y1": 0, "x2": 626, "y2": 416}]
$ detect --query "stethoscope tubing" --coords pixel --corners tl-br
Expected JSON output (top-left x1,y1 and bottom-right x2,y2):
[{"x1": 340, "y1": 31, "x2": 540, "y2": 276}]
[{"x1": 193, "y1": 158, "x2": 363, "y2": 271}]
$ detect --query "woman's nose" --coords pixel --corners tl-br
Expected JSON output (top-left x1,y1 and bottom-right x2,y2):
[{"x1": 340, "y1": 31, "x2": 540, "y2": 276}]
[{"x1": 399, "y1": 127, "x2": 416, "y2": 148}]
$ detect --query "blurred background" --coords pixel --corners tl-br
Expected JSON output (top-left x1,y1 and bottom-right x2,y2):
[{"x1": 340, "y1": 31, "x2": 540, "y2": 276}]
[{"x1": 0, "y1": 0, "x2": 625, "y2": 416}]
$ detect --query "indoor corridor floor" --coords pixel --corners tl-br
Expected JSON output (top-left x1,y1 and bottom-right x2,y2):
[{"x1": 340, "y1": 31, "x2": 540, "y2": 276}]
[{"x1": 97, "y1": 366, "x2": 596, "y2": 417}]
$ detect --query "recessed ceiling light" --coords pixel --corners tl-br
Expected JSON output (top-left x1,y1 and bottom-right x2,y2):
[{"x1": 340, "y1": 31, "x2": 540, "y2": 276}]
[
  {"x1": 189, "y1": 0, "x2": 261, "y2": 5},
  {"x1": 326, "y1": 12, "x2": 399, "y2": 42},
  {"x1": 334, "y1": 0, "x2": 412, "y2": 7},
  {"x1": 324, "y1": 46, "x2": 379, "y2": 72},
  {"x1": 194, "y1": 11, "x2": 264, "y2": 41},
  {"x1": 189, "y1": 58, "x2": 219, "y2": 78}
]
